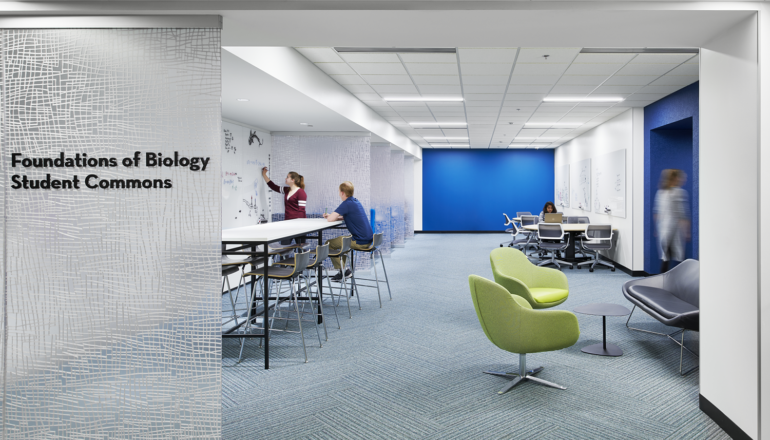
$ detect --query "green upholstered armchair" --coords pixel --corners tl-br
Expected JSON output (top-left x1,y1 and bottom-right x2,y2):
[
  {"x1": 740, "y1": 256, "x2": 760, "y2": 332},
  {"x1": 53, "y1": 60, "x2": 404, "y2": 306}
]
[
  {"x1": 490, "y1": 247, "x2": 569, "y2": 309},
  {"x1": 469, "y1": 275, "x2": 580, "y2": 394}
]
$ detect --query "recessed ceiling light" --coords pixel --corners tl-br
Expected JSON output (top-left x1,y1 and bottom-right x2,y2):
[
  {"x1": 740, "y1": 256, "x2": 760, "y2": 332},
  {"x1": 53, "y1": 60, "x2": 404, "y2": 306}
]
[
  {"x1": 237, "y1": 98, "x2": 249, "y2": 102},
  {"x1": 423, "y1": 137, "x2": 469, "y2": 140},
  {"x1": 430, "y1": 144, "x2": 470, "y2": 147},
  {"x1": 524, "y1": 122, "x2": 581, "y2": 127},
  {"x1": 384, "y1": 97, "x2": 464, "y2": 102},
  {"x1": 300, "y1": 122, "x2": 309, "y2": 125},
  {"x1": 543, "y1": 97, "x2": 624, "y2": 103},
  {"x1": 409, "y1": 122, "x2": 468, "y2": 126}
]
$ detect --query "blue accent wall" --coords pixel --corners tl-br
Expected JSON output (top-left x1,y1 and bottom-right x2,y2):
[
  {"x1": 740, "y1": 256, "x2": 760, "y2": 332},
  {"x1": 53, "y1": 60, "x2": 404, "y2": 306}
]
[
  {"x1": 423, "y1": 149, "x2": 554, "y2": 231},
  {"x1": 644, "y1": 82, "x2": 699, "y2": 274}
]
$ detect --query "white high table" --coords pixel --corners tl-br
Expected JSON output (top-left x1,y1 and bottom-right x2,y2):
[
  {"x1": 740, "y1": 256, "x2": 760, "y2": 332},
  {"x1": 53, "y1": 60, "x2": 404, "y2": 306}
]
[{"x1": 222, "y1": 218, "x2": 343, "y2": 369}]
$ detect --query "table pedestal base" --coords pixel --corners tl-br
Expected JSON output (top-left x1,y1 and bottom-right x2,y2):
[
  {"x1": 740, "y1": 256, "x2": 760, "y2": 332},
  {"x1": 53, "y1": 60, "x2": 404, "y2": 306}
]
[{"x1": 581, "y1": 342, "x2": 623, "y2": 357}]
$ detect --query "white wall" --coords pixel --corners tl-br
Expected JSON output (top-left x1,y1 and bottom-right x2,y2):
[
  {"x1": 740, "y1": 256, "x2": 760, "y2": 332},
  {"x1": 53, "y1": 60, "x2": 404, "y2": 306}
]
[
  {"x1": 414, "y1": 158, "x2": 423, "y2": 231},
  {"x1": 761, "y1": 5, "x2": 770, "y2": 437},
  {"x1": 700, "y1": 14, "x2": 759, "y2": 439},
  {"x1": 222, "y1": 119, "x2": 273, "y2": 292},
  {"x1": 554, "y1": 109, "x2": 643, "y2": 271}
]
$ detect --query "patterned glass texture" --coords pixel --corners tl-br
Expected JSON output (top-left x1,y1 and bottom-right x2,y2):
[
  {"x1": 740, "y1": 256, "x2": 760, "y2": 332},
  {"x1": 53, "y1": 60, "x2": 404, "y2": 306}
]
[
  {"x1": 271, "y1": 135, "x2": 372, "y2": 269},
  {"x1": 390, "y1": 151, "x2": 405, "y2": 246},
  {"x1": 404, "y1": 156, "x2": 415, "y2": 239},
  {"x1": 2, "y1": 29, "x2": 222, "y2": 439},
  {"x1": 370, "y1": 144, "x2": 392, "y2": 256}
]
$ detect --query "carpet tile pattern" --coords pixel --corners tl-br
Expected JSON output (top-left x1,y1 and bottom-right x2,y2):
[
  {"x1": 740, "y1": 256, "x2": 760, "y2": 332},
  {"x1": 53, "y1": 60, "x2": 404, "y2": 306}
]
[{"x1": 223, "y1": 234, "x2": 726, "y2": 440}]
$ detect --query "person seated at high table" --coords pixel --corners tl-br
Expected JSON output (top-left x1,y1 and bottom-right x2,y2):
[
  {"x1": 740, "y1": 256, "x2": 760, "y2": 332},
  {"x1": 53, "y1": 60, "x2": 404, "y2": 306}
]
[
  {"x1": 323, "y1": 181, "x2": 373, "y2": 282},
  {"x1": 539, "y1": 201, "x2": 558, "y2": 222},
  {"x1": 262, "y1": 167, "x2": 307, "y2": 245}
]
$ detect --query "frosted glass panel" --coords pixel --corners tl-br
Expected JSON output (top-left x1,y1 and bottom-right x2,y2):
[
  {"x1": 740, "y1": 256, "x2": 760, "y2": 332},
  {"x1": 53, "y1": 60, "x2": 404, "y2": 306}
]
[
  {"x1": 3, "y1": 29, "x2": 221, "y2": 438},
  {"x1": 390, "y1": 151, "x2": 405, "y2": 246},
  {"x1": 404, "y1": 156, "x2": 415, "y2": 239},
  {"x1": 370, "y1": 144, "x2": 392, "y2": 256},
  {"x1": 271, "y1": 134, "x2": 372, "y2": 269}
]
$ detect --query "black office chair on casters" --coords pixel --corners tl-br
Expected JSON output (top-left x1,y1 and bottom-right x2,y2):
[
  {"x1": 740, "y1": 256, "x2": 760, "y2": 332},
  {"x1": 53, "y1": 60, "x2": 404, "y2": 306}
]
[
  {"x1": 349, "y1": 233, "x2": 391, "y2": 309},
  {"x1": 578, "y1": 225, "x2": 615, "y2": 272},
  {"x1": 535, "y1": 223, "x2": 573, "y2": 270}
]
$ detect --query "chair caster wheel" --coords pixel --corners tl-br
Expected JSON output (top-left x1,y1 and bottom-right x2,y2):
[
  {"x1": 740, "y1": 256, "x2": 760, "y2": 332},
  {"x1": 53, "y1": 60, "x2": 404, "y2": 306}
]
[
  {"x1": 611, "y1": 268, "x2": 616, "y2": 272},
  {"x1": 569, "y1": 266, "x2": 574, "y2": 269},
  {"x1": 589, "y1": 268, "x2": 594, "y2": 272},
  {"x1": 500, "y1": 244, "x2": 503, "y2": 247}
]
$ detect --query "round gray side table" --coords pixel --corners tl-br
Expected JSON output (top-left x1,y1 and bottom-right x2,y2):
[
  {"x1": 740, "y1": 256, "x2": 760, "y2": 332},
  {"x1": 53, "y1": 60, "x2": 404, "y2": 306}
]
[{"x1": 573, "y1": 303, "x2": 631, "y2": 357}]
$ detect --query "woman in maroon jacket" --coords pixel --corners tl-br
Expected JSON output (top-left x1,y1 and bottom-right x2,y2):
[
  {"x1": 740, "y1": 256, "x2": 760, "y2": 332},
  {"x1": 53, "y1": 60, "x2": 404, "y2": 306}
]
[{"x1": 262, "y1": 167, "x2": 307, "y2": 244}]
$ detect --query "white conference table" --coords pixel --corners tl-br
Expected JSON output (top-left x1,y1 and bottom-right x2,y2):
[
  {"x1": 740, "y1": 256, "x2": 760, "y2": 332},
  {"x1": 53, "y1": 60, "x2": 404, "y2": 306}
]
[
  {"x1": 522, "y1": 223, "x2": 616, "y2": 262},
  {"x1": 222, "y1": 218, "x2": 343, "y2": 369}
]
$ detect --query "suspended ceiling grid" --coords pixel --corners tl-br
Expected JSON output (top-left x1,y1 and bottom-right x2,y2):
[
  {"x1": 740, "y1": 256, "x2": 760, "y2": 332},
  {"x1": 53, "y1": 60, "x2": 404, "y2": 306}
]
[{"x1": 294, "y1": 47, "x2": 698, "y2": 149}]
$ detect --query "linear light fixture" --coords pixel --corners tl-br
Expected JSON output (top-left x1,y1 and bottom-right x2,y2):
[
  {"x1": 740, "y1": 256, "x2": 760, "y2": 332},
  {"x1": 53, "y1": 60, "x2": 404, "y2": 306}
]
[
  {"x1": 580, "y1": 48, "x2": 699, "y2": 54},
  {"x1": 430, "y1": 144, "x2": 470, "y2": 147},
  {"x1": 543, "y1": 97, "x2": 624, "y2": 103},
  {"x1": 524, "y1": 122, "x2": 581, "y2": 127},
  {"x1": 237, "y1": 98, "x2": 249, "y2": 102},
  {"x1": 335, "y1": 47, "x2": 456, "y2": 54},
  {"x1": 424, "y1": 136, "x2": 469, "y2": 140},
  {"x1": 514, "y1": 137, "x2": 559, "y2": 141},
  {"x1": 384, "y1": 97, "x2": 464, "y2": 102},
  {"x1": 409, "y1": 122, "x2": 468, "y2": 126}
]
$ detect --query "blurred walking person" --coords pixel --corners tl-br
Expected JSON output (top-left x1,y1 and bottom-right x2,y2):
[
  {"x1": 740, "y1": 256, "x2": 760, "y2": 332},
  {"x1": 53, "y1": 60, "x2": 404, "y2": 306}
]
[{"x1": 654, "y1": 169, "x2": 690, "y2": 273}]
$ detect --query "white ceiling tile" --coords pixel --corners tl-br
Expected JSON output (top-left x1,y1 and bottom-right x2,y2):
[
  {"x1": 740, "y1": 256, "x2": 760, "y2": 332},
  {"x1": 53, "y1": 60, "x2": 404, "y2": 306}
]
[
  {"x1": 649, "y1": 76, "x2": 698, "y2": 87},
  {"x1": 458, "y1": 48, "x2": 518, "y2": 64},
  {"x1": 419, "y1": 85, "x2": 462, "y2": 94},
  {"x1": 564, "y1": 63, "x2": 623, "y2": 76},
  {"x1": 615, "y1": 63, "x2": 677, "y2": 76},
  {"x1": 350, "y1": 63, "x2": 408, "y2": 75},
  {"x1": 339, "y1": 53, "x2": 400, "y2": 63},
  {"x1": 405, "y1": 63, "x2": 459, "y2": 75},
  {"x1": 506, "y1": 85, "x2": 552, "y2": 94},
  {"x1": 411, "y1": 75, "x2": 461, "y2": 85},
  {"x1": 331, "y1": 75, "x2": 367, "y2": 85},
  {"x1": 623, "y1": 93, "x2": 667, "y2": 102},
  {"x1": 371, "y1": 84, "x2": 420, "y2": 94},
  {"x1": 665, "y1": 63, "x2": 699, "y2": 76},
  {"x1": 464, "y1": 85, "x2": 508, "y2": 93},
  {"x1": 630, "y1": 53, "x2": 694, "y2": 64},
  {"x1": 399, "y1": 53, "x2": 457, "y2": 63},
  {"x1": 603, "y1": 75, "x2": 656, "y2": 86},
  {"x1": 362, "y1": 75, "x2": 414, "y2": 85},
  {"x1": 549, "y1": 85, "x2": 596, "y2": 94},
  {"x1": 514, "y1": 64, "x2": 571, "y2": 76},
  {"x1": 295, "y1": 47, "x2": 344, "y2": 63},
  {"x1": 517, "y1": 48, "x2": 581, "y2": 63},
  {"x1": 440, "y1": 128, "x2": 470, "y2": 136},
  {"x1": 636, "y1": 85, "x2": 684, "y2": 94},
  {"x1": 557, "y1": 75, "x2": 608, "y2": 85},
  {"x1": 517, "y1": 128, "x2": 547, "y2": 137},
  {"x1": 461, "y1": 75, "x2": 510, "y2": 85},
  {"x1": 572, "y1": 53, "x2": 636, "y2": 64},
  {"x1": 509, "y1": 75, "x2": 561, "y2": 85},
  {"x1": 460, "y1": 64, "x2": 513, "y2": 76},
  {"x1": 544, "y1": 129, "x2": 574, "y2": 137},
  {"x1": 415, "y1": 129, "x2": 446, "y2": 136},
  {"x1": 506, "y1": 93, "x2": 547, "y2": 101},
  {"x1": 315, "y1": 63, "x2": 356, "y2": 75},
  {"x1": 593, "y1": 85, "x2": 642, "y2": 94}
]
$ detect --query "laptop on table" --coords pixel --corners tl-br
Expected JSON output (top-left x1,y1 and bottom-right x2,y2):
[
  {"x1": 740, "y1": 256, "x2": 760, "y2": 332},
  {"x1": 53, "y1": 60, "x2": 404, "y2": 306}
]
[{"x1": 544, "y1": 213, "x2": 563, "y2": 224}]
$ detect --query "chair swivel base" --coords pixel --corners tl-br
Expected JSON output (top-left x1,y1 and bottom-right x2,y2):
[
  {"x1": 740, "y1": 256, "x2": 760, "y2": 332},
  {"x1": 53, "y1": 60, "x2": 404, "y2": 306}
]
[{"x1": 482, "y1": 354, "x2": 566, "y2": 394}]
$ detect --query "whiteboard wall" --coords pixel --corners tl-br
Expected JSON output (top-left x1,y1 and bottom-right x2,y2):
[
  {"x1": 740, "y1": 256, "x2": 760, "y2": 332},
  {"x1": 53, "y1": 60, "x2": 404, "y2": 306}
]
[
  {"x1": 222, "y1": 121, "x2": 272, "y2": 230},
  {"x1": 570, "y1": 158, "x2": 591, "y2": 211},
  {"x1": 555, "y1": 164, "x2": 570, "y2": 209},
  {"x1": 592, "y1": 149, "x2": 626, "y2": 218}
]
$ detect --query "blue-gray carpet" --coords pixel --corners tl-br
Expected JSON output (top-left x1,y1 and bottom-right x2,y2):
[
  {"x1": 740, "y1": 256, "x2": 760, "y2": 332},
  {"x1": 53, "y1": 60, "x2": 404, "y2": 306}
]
[{"x1": 222, "y1": 234, "x2": 726, "y2": 439}]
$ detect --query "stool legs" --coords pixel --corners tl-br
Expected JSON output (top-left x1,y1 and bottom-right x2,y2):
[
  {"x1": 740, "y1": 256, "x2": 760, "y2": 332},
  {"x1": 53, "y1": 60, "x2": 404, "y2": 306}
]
[{"x1": 376, "y1": 249, "x2": 392, "y2": 301}]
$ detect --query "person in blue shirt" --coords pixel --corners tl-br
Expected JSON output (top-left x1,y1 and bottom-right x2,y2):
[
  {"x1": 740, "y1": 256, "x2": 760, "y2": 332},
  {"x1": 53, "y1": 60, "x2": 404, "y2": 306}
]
[{"x1": 323, "y1": 181, "x2": 373, "y2": 281}]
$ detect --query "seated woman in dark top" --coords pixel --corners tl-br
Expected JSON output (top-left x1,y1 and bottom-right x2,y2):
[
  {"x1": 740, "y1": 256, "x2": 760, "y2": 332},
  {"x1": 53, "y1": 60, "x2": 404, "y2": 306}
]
[{"x1": 539, "y1": 201, "x2": 558, "y2": 222}]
